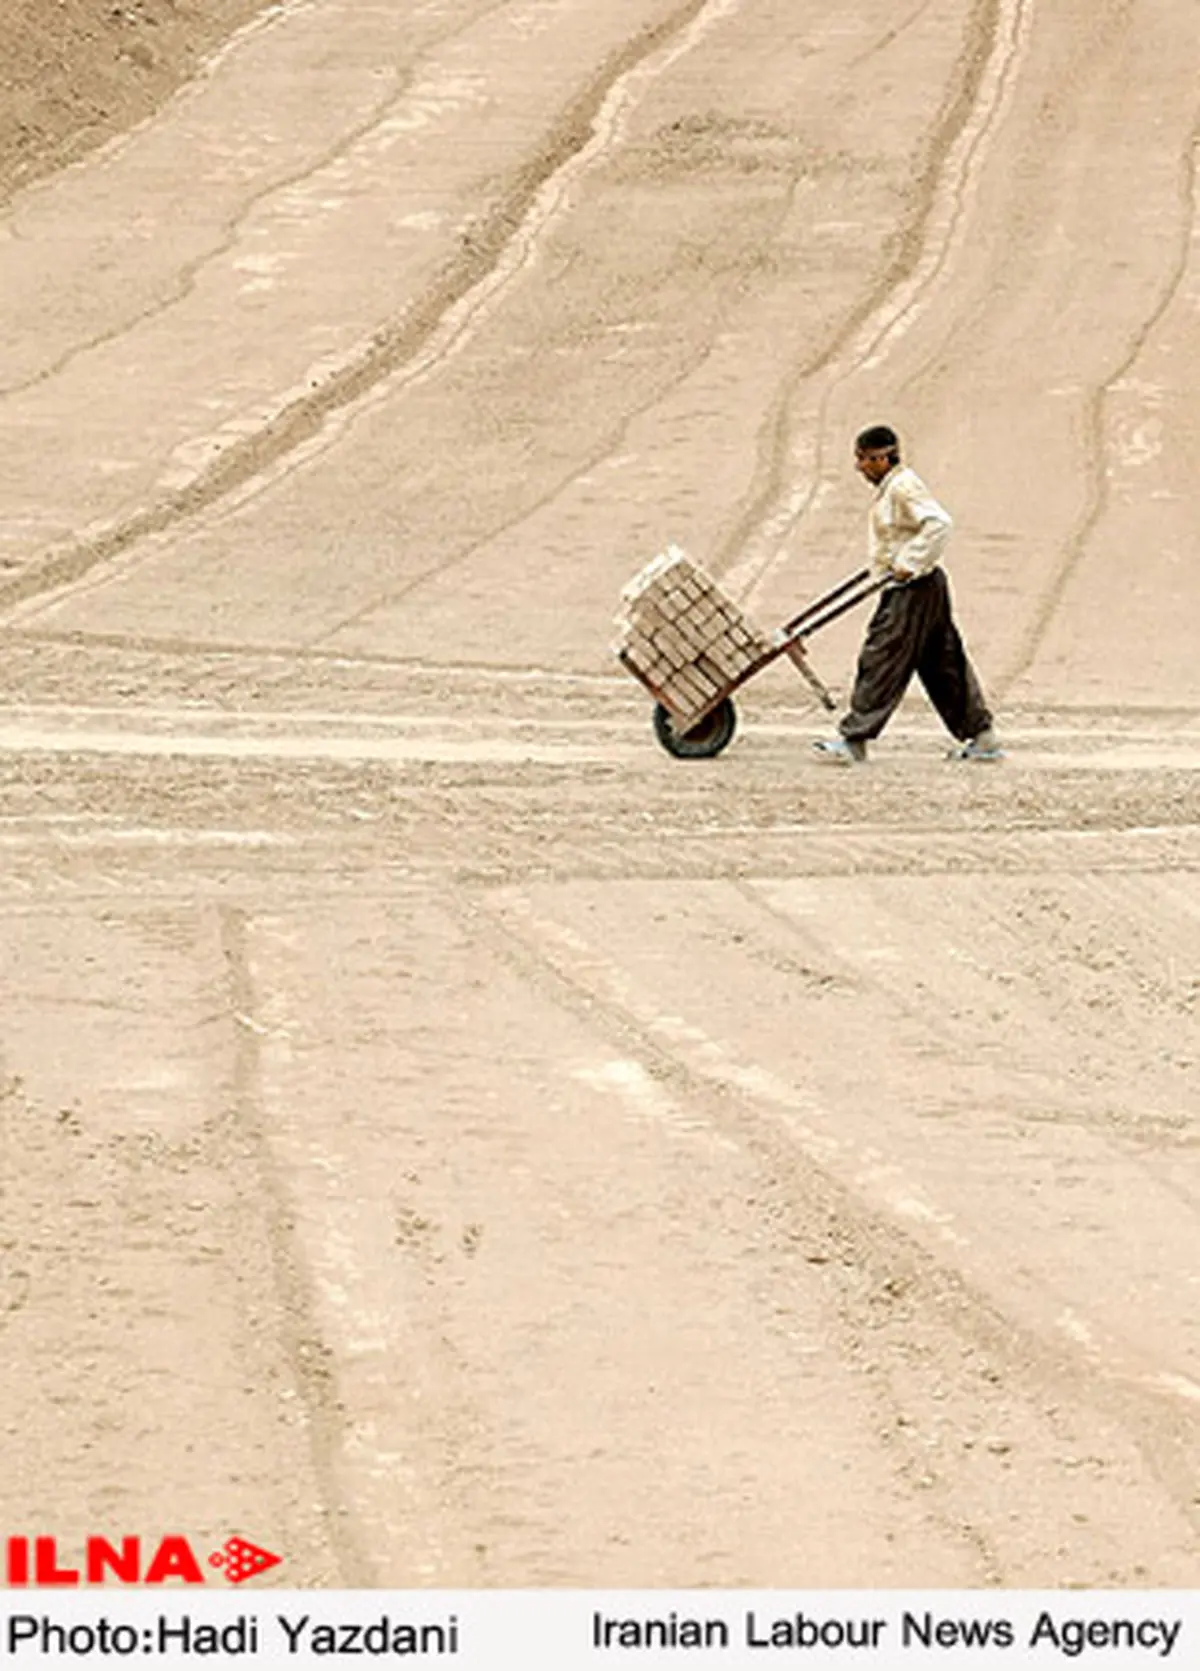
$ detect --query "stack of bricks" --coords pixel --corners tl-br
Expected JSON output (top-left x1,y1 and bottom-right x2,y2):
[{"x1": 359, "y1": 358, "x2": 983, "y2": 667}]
[{"x1": 614, "y1": 544, "x2": 774, "y2": 727}]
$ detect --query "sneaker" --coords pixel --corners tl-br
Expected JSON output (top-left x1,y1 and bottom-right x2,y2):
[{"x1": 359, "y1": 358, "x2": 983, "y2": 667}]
[
  {"x1": 949, "y1": 728, "x2": 1005, "y2": 762},
  {"x1": 812, "y1": 737, "x2": 868, "y2": 765}
]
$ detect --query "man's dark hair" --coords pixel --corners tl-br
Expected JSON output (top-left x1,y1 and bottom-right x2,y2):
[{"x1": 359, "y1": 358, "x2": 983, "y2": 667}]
[{"x1": 855, "y1": 424, "x2": 900, "y2": 457}]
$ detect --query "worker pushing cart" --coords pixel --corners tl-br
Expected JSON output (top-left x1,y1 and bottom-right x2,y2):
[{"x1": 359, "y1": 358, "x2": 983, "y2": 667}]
[
  {"x1": 614, "y1": 542, "x2": 880, "y2": 758},
  {"x1": 615, "y1": 425, "x2": 1002, "y2": 764},
  {"x1": 811, "y1": 424, "x2": 1002, "y2": 765}
]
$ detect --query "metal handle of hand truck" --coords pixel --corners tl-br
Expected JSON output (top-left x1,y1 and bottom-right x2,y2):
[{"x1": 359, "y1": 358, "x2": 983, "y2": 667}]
[
  {"x1": 785, "y1": 576, "x2": 885, "y2": 641},
  {"x1": 779, "y1": 568, "x2": 873, "y2": 637}
]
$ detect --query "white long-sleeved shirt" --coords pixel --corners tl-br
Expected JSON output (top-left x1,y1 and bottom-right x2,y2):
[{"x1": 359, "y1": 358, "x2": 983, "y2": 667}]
[{"x1": 868, "y1": 464, "x2": 952, "y2": 584}]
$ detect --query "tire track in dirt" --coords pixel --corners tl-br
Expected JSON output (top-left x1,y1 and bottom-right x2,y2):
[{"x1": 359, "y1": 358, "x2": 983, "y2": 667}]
[
  {"x1": 0, "y1": 1073, "x2": 34, "y2": 1328},
  {"x1": 447, "y1": 891, "x2": 991, "y2": 1582},
  {"x1": 0, "y1": 0, "x2": 524, "y2": 403},
  {"x1": 277, "y1": 0, "x2": 953, "y2": 642},
  {"x1": 726, "y1": 870, "x2": 1200, "y2": 1479},
  {"x1": 0, "y1": 77, "x2": 415, "y2": 403},
  {"x1": 311, "y1": 208, "x2": 769, "y2": 642},
  {"x1": 0, "y1": 624, "x2": 633, "y2": 690},
  {"x1": 713, "y1": 0, "x2": 1032, "y2": 595},
  {"x1": 173, "y1": 0, "x2": 758, "y2": 644},
  {"x1": 997, "y1": 119, "x2": 1200, "y2": 695},
  {"x1": 218, "y1": 906, "x2": 375, "y2": 1585},
  {"x1": 458, "y1": 890, "x2": 1200, "y2": 1581},
  {"x1": 0, "y1": 835, "x2": 1197, "y2": 902},
  {"x1": 0, "y1": 0, "x2": 732, "y2": 619}
]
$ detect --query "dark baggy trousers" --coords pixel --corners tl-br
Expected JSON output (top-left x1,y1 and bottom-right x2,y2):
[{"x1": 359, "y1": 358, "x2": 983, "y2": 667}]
[{"x1": 839, "y1": 567, "x2": 992, "y2": 744}]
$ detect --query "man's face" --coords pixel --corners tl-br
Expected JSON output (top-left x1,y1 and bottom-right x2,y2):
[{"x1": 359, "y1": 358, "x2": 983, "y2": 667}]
[{"x1": 855, "y1": 446, "x2": 895, "y2": 486}]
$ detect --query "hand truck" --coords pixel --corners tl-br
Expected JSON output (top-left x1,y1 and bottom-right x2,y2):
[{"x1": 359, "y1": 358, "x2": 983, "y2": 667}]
[{"x1": 625, "y1": 568, "x2": 883, "y2": 759}]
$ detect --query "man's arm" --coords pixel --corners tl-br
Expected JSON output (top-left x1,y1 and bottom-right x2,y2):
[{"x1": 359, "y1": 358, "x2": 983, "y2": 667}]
[{"x1": 891, "y1": 476, "x2": 952, "y2": 580}]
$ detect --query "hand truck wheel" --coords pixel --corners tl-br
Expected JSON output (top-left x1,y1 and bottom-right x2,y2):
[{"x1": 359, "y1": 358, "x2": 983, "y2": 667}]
[{"x1": 652, "y1": 697, "x2": 737, "y2": 759}]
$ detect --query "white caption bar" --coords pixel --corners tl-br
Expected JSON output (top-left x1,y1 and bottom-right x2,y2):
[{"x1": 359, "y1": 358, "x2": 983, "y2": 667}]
[{"x1": 0, "y1": 1590, "x2": 1192, "y2": 1667}]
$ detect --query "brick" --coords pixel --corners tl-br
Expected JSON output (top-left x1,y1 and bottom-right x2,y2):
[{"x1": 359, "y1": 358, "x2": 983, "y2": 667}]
[{"x1": 615, "y1": 542, "x2": 772, "y2": 710}]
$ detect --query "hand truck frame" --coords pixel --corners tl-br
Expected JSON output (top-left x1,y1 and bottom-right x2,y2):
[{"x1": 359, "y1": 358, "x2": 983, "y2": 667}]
[{"x1": 622, "y1": 568, "x2": 884, "y2": 759}]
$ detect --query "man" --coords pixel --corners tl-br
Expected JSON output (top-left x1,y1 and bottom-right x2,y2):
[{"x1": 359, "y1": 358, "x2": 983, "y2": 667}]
[{"x1": 812, "y1": 424, "x2": 1002, "y2": 764}]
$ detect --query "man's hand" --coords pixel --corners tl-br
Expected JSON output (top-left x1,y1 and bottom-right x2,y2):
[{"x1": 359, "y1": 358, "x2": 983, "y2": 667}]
[{"x1": 891, "y1": 564, "x2": 915, "y2": 584}]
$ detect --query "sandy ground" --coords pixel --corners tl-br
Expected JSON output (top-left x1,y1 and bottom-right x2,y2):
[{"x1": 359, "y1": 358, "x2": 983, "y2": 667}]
[
  {"x1": 0, "y1": 0, "x2": 1197, "y2": 1591},
  {"x1": 0, "y1": 0, "x2": 274, "y2": 204}
]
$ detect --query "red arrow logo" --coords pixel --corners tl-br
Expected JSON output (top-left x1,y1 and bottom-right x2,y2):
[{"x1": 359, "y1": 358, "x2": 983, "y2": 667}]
[{"x1": 207, "y1": 1536, "x2": 283, "y2": 1585}]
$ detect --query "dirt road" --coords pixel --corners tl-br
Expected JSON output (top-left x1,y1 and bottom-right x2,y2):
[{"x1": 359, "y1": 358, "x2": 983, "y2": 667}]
[{"x1": 0, "y1": 0, "x2": 1197, "y2": 1588}]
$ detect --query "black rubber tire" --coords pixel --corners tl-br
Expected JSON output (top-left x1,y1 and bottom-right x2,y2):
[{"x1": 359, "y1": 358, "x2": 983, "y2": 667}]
[{"x1": 652, "y1": 697, "x2": 737, "y2": 759}]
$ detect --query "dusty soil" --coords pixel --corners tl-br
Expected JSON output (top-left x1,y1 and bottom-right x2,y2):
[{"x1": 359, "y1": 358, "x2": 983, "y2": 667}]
[
  {"x1": 0, "y1": 0, "x2": 270, "y2": 200},
  {"x1": 0, "y1": 0, "x2": 1198, "y2": 1599}
]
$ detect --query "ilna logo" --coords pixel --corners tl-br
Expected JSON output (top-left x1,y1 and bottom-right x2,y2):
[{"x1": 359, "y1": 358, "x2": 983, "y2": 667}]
[{"x1": 4, "y1": 1535, "x2": 282, "y2": 1586}]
